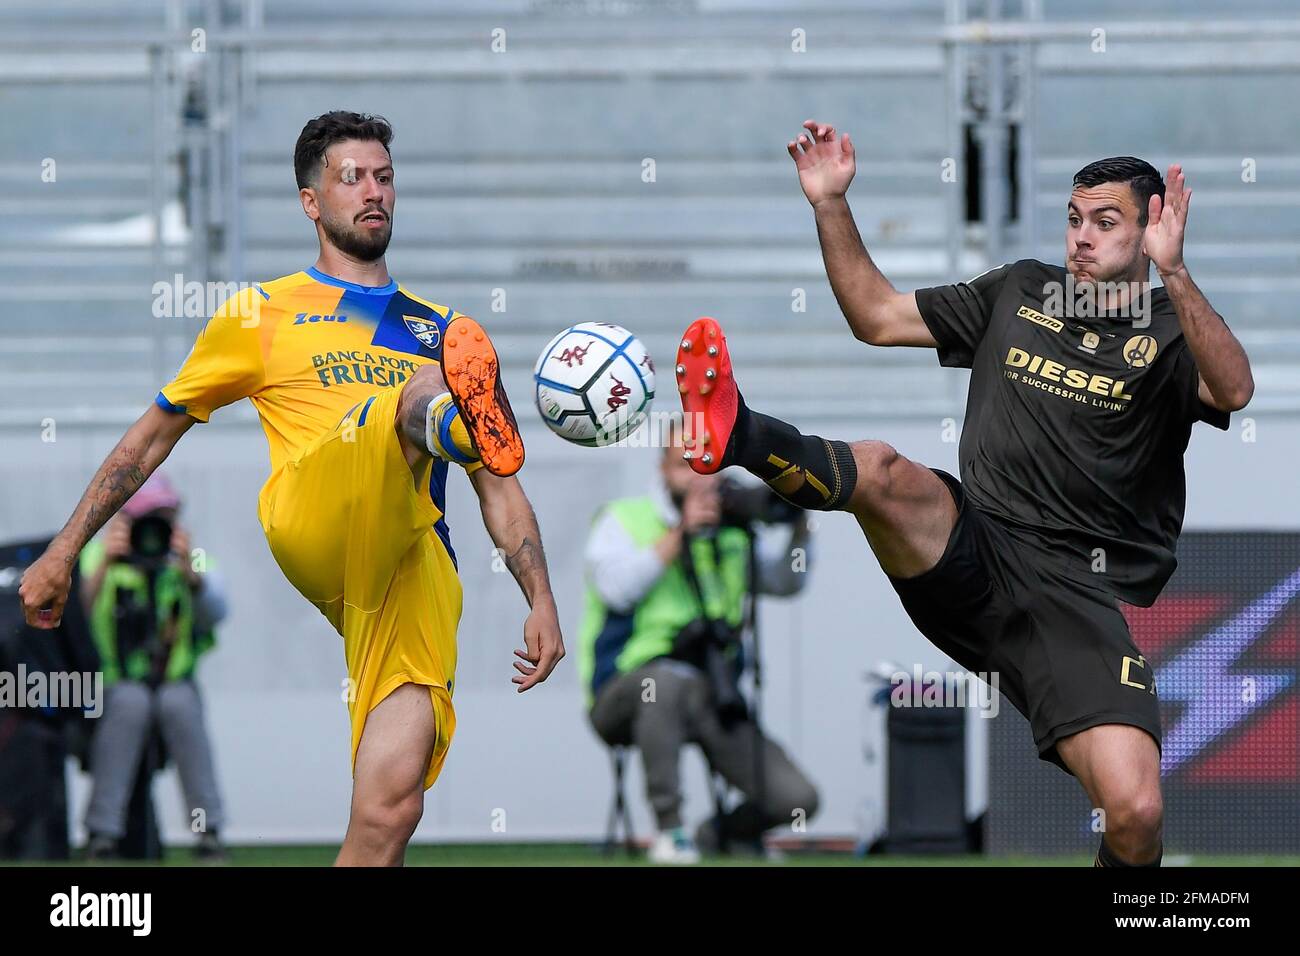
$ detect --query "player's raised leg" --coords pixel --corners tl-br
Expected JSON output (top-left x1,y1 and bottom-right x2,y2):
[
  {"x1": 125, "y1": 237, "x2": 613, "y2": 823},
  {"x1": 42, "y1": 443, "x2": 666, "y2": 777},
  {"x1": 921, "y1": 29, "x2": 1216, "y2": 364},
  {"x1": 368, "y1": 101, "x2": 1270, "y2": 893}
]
[
  {"x1": 1056, "y1": 725, "x2": 1164, "y2": 866},
  {"x1": 675, "y1": 316, "x2": 956, "y2": 578},
  {"x1": 393, "y1": 316, "x2": 524, "y2": 479},
  {"x1": 336, "y1": 683, "x2": 437, "y2": 866}
]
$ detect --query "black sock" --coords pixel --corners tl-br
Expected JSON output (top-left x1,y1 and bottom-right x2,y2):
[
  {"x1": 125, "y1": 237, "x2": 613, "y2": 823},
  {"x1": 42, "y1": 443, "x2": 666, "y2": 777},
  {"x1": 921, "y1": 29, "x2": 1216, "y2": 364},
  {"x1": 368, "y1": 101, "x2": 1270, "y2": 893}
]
[
  {"x1": 1095, "y1": 839, "x2": 1162, "y2": 867},
  {"x1": 722, "y1": 392, "x2": 857, "y2": 511}
]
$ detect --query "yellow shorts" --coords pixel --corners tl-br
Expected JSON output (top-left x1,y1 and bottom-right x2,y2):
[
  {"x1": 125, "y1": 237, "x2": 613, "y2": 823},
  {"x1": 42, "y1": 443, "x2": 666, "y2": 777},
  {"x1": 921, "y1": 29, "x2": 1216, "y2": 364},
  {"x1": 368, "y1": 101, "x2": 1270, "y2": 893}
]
[{"x1": 257, "y1": 386, "x2": 462, "y2": 791}]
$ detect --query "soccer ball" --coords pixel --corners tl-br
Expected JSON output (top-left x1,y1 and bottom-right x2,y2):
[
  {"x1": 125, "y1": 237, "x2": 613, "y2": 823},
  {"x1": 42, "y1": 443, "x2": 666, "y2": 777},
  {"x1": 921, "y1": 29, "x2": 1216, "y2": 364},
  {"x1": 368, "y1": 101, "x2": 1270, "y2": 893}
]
[{"x1": 533, "y1": 323, "x2": 656, "y2": 446}]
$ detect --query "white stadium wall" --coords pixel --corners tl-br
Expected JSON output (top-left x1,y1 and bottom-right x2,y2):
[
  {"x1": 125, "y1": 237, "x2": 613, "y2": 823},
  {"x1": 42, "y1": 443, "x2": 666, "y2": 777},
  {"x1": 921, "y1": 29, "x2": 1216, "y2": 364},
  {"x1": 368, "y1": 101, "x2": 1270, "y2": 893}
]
[{"x1": 1, "y1": 410, "x2": 1291, "y2": 844}]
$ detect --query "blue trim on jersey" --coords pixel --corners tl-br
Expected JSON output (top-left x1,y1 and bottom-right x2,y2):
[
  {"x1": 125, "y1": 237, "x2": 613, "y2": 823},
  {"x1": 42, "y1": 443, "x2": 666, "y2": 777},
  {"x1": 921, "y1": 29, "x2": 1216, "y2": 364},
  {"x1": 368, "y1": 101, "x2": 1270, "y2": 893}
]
[
  {"x1": 437, "y1": 402, "x2": 476, "y2": 465},
  {"x1": 155, "y1": 391, "x2": 187, "y2": 415},
  {"x1": 368, "y1": 290, "x2": 444, "y2": 359},
  {"x1": 338, "y1": 402, "x2": 362, "y2": 428},
  {"x1": 333, "y1": 286, "x2": 394, "y2": 337},
  {"x1": 253, "y1": 283, "x2": 270, "y2": 300},
  {"x1": 356, "y1": 394, "x2": 378, "y2": 427},
  {"x1": 306, "y1": 266, "x2": 398, "y2": 296},
  {"x1": 428, "y1": 460, "x2": 458, "y2": 570}
]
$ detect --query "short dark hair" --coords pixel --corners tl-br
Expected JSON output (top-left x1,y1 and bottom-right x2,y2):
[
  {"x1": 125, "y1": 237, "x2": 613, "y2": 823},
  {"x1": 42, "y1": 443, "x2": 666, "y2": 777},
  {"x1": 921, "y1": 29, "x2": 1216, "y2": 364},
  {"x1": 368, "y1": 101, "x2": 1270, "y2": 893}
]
[
  {"x1": 1072, "y1": 156, "x2": 1165, "y2": 226},
  {"x1": 294, "y1": 111, "x2": 393, "y2": 189}
]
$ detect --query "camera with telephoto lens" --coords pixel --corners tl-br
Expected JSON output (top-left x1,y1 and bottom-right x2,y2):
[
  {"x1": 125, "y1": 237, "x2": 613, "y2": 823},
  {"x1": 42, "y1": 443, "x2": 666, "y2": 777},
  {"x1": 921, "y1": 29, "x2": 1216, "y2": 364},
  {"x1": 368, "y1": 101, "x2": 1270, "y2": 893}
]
[
  {"x1": 128, "y1": 513, "x2": 174, "y2": 569},
  {"x1": 672, "y1": 617, "x2": 748, "y2": 728},
  {"x1": 717, "y1": 476, "x2": 801, "y2": 527},
  {"x1": 114, "y1": 513, "x2": 180, "y2": 688}
]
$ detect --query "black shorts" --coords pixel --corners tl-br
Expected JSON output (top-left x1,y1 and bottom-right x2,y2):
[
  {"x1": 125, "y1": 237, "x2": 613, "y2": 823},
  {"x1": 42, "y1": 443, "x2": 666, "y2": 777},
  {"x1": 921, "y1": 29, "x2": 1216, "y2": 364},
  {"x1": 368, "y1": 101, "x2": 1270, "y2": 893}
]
[{"x1": 888, "y1": 469, "x2": 1162, "y2": 774}]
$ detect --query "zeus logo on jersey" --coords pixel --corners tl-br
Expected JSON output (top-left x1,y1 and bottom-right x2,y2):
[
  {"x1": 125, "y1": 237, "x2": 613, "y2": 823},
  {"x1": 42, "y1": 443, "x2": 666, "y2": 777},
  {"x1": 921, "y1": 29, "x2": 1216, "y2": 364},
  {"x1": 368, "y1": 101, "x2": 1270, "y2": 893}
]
[{"x1": 293, "y1": 312, "x2": 349, "y2": 324}]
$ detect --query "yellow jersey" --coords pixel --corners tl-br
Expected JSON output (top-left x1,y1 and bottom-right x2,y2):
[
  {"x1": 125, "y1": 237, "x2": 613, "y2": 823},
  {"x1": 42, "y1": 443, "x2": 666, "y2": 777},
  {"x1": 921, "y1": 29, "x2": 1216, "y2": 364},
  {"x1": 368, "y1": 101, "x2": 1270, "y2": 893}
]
[{"x1": 157, "y1": 266, "x2": 473, "y2": 563}]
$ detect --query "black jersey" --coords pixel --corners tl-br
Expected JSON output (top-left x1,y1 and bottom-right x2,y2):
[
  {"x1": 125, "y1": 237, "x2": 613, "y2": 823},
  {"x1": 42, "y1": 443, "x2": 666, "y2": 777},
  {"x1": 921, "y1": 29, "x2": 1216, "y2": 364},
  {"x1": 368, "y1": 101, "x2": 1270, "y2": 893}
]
[{"x1": 915, "y1": 258, "x2": 1229, "y2": 607}]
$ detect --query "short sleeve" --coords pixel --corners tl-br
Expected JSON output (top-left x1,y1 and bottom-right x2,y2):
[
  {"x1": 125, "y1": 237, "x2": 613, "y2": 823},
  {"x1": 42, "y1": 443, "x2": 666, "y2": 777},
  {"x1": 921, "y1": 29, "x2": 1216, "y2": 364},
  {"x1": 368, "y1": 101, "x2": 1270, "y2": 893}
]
[
  {"x1": 914, "y1": 262, "x2": 1014, "y2": 368},
  {"x1": 156, "y1": 287, "x2": 267, "y2": 422},
  {"x1": 1173, "y1": 342, "x2": 1230, "y2": 431}
]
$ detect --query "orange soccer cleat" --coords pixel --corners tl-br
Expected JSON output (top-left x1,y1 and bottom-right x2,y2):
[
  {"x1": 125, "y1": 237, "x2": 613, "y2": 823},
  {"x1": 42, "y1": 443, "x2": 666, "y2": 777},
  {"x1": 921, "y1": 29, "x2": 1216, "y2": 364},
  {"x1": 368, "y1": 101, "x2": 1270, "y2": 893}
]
[{"x1": 441, "y1": 316, "x2": 525, "y2": 477}]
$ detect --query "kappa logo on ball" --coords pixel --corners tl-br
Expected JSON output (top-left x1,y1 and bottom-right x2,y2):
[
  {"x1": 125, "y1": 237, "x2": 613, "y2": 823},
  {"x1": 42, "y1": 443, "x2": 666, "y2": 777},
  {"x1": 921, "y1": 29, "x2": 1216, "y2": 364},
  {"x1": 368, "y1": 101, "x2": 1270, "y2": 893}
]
[
  {"x1": 402, "y1": 315, "x2": 441, "y2": 349},
  {"x1": 607, "y1": 375, "x2": 632, "y2": 412},
  {"x1": 555, "y1": 344, "x2": 591, "y2": 367}
]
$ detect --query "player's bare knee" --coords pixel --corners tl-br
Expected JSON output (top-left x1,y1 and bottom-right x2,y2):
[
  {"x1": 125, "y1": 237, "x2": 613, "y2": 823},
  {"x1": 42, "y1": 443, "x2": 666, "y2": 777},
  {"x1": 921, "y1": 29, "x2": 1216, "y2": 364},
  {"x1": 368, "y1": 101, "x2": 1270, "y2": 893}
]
[
  {"x1": 393, "y1": 789, "x2": 426, "y2": 837},
  {"x1": 1106, "y1": 791, "x2": 1163, "y2": 848},
  {"x1": 398, "y1": 363, "x2": 447, "y2": 413},
  {"x1": 848, "y1": 441, "x2": 900, "y2": 512},
  {"x1": 395, "y1": 364, "x2": 447, "y2": 448},
  {"x1": 357, "y1": 789, "x2": 424, "y2": 842},
  {"x1": 1130, "y1": 792, "x2": 1164, "y2": 838}
]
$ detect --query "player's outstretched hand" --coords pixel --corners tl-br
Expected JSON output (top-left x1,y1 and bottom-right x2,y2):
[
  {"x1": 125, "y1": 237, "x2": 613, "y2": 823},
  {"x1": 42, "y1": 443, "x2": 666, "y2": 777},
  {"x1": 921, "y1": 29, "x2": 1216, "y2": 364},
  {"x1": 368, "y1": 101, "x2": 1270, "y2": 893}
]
[
  {"x1": 513, "y1": 597, "x2": 565, "y2": 692},
  {"x1": 18, "y1": 545, "x2": 73, "y2": 629},
  {"x1": 787, "y1": 118, "x2": 855, "y2": 207},
  {"x1": 1144, "y1": 163, "x2": 1190, "y2": 277}
]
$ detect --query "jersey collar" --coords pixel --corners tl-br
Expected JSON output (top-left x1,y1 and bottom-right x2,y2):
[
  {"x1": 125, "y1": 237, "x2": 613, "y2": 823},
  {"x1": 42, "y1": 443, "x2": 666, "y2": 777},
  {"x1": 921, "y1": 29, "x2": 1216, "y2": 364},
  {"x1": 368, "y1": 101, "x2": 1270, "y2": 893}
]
[{"x1": 306, "y1": 265, "x2": 397, "y2": 296}]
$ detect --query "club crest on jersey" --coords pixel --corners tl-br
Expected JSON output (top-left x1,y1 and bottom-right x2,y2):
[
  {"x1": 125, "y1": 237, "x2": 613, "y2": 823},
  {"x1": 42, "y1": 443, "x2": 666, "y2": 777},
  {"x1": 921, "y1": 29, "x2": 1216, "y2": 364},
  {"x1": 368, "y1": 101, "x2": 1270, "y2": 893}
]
[
  {"x1": 1123, "y1": 334, "x2": 1158, "y2": 368},
  {"x1": 403, "y1": 315, "x2": 441, "y2": 350}
]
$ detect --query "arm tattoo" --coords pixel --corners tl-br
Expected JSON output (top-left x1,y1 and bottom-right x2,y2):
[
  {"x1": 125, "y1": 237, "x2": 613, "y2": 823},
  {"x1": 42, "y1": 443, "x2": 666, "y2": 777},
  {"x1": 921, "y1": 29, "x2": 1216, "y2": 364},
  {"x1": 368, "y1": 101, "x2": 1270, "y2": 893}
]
[
  {"x1": 501, "y1": 512, "x2": 552, "y2": 604},
  {"x1": 403, "y1": 395, "x2": 430, "y2": 449},
  {"x1": 62, "y1": 445, "x2": 150, "y2": 563},
  {"x1": 505, "y1": 535, "x2": 545, "y2": 585},
  {"x1": 478, "y1": 475, "x2": 553, "y2": 605}
]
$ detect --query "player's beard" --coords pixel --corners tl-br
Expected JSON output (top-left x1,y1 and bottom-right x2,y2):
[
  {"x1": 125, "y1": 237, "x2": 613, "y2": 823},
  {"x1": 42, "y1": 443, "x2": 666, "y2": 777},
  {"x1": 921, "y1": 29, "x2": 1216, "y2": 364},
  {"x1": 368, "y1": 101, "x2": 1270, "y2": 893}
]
[{"x1": 320, "y1": 209, "x2": 392, "y2": 262}]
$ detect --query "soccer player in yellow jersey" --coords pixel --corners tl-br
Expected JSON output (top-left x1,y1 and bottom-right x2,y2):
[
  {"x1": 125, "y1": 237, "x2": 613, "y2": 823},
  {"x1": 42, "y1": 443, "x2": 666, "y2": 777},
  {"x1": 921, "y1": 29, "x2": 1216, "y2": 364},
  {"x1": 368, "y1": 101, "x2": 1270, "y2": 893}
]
[{"x1": 19, "y1": 111, "x2": 565, "y2": 866}]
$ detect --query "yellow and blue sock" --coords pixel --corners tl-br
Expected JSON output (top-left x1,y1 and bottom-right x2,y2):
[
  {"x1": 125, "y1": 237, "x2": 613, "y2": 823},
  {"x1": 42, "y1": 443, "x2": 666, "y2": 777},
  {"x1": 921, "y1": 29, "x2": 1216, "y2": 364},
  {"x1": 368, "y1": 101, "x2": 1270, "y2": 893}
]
[{"x1": 425, "y1": 392, "x2": 479, "y2": 464}]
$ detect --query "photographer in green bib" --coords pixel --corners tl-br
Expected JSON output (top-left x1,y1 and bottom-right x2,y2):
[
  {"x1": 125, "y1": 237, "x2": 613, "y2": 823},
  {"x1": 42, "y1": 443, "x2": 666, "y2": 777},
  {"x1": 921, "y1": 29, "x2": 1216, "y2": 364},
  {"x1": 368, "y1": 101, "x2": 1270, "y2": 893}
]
[
  {"x1": 78, "y1": 472, "x2": 228, "y2": 860},
  {"x1": 580, "y1": 416, "x2": 819, "y2": 863}
]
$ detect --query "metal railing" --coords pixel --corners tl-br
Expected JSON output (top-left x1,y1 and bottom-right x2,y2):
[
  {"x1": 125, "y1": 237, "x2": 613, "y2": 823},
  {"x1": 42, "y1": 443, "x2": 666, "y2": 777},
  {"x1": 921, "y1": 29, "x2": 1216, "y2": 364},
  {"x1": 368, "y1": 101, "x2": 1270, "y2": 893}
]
[{"x1": 2, "y1": 1, "x2": 1298, "y2": 423}]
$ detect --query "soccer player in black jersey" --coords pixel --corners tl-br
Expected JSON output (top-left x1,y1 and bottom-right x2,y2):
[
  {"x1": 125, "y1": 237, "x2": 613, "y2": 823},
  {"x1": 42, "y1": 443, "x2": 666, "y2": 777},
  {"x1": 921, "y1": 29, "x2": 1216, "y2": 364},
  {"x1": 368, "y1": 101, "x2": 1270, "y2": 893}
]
[{"x1": 674, "y1": 120, "x2": 1253, "y2": 866}]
